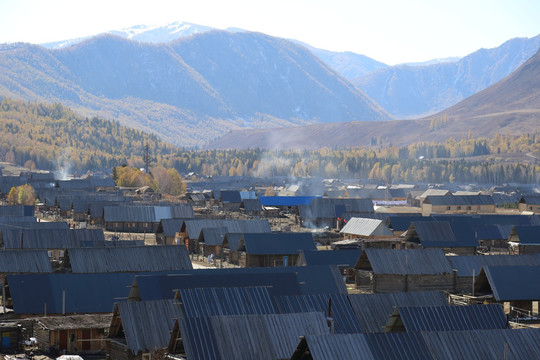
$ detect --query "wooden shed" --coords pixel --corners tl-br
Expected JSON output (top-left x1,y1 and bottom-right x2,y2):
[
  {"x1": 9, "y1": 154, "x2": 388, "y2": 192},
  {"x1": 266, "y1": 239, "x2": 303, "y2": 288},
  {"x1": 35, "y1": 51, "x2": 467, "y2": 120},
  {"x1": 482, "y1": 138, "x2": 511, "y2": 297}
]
[{"x1": 354, "y1": 249, "x2": 457, "y2": 293}]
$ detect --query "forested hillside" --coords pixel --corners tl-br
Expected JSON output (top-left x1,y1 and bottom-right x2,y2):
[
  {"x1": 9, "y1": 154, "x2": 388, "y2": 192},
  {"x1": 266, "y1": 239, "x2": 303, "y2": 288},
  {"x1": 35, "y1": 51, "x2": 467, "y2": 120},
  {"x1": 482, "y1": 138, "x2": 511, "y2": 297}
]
[{"x1": 0, "y1": 98, "x2": 176, "y2": 171}]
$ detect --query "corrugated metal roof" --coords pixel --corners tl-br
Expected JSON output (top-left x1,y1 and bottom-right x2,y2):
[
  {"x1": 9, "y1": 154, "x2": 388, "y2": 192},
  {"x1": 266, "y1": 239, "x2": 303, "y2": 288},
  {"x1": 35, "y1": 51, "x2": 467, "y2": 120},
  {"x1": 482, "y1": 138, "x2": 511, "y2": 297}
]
[
  {"x1": 240, "y1": 232, "x2": 316, "y2": 255},
  {"x1": 259, "y1": 196, "x2": 320, "y2": 207},
  {"x1": 479, "y1": 265, "x2": 540, "y2": 301},
  {"x1": 348, "y1": 291, "x2": 449, "y2": 333},
  {"x1": 359, "y1": 249, "x2": 453, "y2": 275},
  {"x1": 273, "y1": 293, "x2": 361, "y2": 334},
  {"x1": 0, "y1": 221, "x2": 69, "y2": 230},
  {"x1": 67, "y1": 245, "x2": 192, "y2": 273},
  {"x1": 177, "y1": 287, "x2": 276, "y2": 318},
  {"x1": 365, "y1": 332, "x2": 432, "y2": 360},
  {"x1": 340, "y1": 218, "x2": 393, "y2": 237},
  {"x1": 0, "y1": 205, "x2": 34, "y2": 217},
  {"x1": 424, "y1": 195, "x2": 495, "y2": 206},
  {"x1": 391, "y1": 304, "x2": 507, "y2": 332},
  {"x1": 520, "y1": 195, "x2": 540, "y2": 205},
  {"x1": 199, "y1": 227, "x2": 228, "y2": 246},
  {"x1": 104, "y1": 204, "x2": 194, "y2": 223},
  {"x1": 409, "y1": 221, "x2": 479, "y2": 248},
  {"x1": 1, "y1": 228, "x2": 104, "y2": 249},
  {"x1": 241, "y1": 198, "x2": 262, "y2": 212},
  {"x1": 300, "y1": 198, "x2": 374, "y2": 219},
  {"x1": 0, "y1": 249, "x2": 52, "y2": 273},
  {"x1": 387, "y1": 216, "x2": 433, "y2": 231},
  {"x1": 420, "y1": 329, "x2": 540, "y2": 360},
  {"x1": 156, "y1": 218, "x2": 185, "y2": 237},
  {"x1": 448, "y1": 255, "x2": 540, "y2": 277},
  {"x1": 115, "y1": 299, "x2": 183, "y2": 355},
  {"x1": 179, "y1": 312, "x2": 330, "y2": 360},
  {"x1": 183, "y1": 219, "x2": 271, "y2": 240},
  {"x1": 292, "y1": 334, "x2": 375, "y2": 360},
  {"x1": 220, "y1": 190, "x2": 242, "y2": 203},
  {"x1": 300, "y1": 249, "x2": 363, "y2": 267},
  {"x1": 513, "y1": 226, "x2": 540, "y2": 244},
  {"x1": 133, "y1": 271, "x2": 302, "y2": 300}
]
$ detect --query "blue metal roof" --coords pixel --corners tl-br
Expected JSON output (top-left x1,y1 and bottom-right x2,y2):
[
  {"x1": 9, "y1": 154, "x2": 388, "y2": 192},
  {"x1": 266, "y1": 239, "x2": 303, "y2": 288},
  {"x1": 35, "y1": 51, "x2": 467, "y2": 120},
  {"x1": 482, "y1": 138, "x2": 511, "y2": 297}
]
[
  {"x1": 360, "y1": 249, "x2": 453, "y2": 275},
  {"x1": 292, "y1": 334, "x2": 375, "y2": 360},
  {"x1": 133, "y1": 271, "x2": 302, "y2": 300},
  {"x1": 479, "y1": 265, "x2": 540, "y2": 301},
  {"x1": 365, "y1": 332, "x2": 432, "y2": 360},
  {"x1": 273, "y1": 293, "x2": 361, "y2": 334},
  {"x1": 348, "y1": 291, "x2": 449, "y2": 333},
  {"x1": 392, "y1": 304, "x2": 507, "y2": 332},
  {"x1": 259, "y1": 196, "x2": 320, "y2": 207},
  {"x1": 240, "y1": 232, "x2": 316, "y2": 255},
  {"x1": 300, "y1": 249, "x2": 364, "y2": 268},
  {"x1": 410, "y1": 221, "x2": 479, "y2": 248},
  {"x1": 513, "y1": 226, "x2": 540, "y2": 244},
  {"x1": 177, "y1": 287, "x2": 276, "y2": 317},
  {"x1": 448, "y1": 255, "x2": 540, "y2": 277}
]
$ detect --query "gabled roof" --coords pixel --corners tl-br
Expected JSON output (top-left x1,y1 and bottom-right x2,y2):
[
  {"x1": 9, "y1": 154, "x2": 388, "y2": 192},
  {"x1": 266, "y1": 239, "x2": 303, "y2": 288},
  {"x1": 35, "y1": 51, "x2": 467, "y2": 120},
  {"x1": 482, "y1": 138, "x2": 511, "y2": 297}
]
[
  {"x1": 112, "y1": 299, "x2": 182, "y2": 355},
  {"x1": 131, "y1": 271, "x2": 302, "y2": 300},
  {"x1": 420, "y1": 328, "x2": 540, "y2": 360},
  {"x1": 155, "y1": 218, "x2": 185, "y2": 237},
  {"x1": 511, "y1": 225, "x2": 540, "y2": 244},
  {"x1": 406, "y1": 221, "x2": 479, "y2": 248},
  {"x1": 104, "y1": 204, "x2": 194, "y2": 222},
  {"x1": 348, "y1": 291, "x2": 449, "y2": 333},
  {"x1": 300, "y1": 198, "x2": 374, "y2": 219},
  {"x1": 340, "y1": 218, "x2": 393, "y2": 237},
  {"x1": 241, "y1": 198, "x2": 262, "y2": 212},
  {"x1": 386, "y1": 215, "x2": 433, "y2": 231},
  {"x1": 448, "y1": 254, "x2": 540, "y2": 277},
  {"x1": 386, "y1": 304, "x2": 507, "y2": 332},
  {"x1": 273, "y1": 293, "x2": 362, "y2": 334},
  {"x1": 0, "y1": 205, "x2": 34, "y2": 217},
  {"x1": 259, "y1": 196, "x2": 320, "y2": 207},
  {"x1": 476, "y1": 265, "x2": 540, "y2": 301},
  {"x1": 356, "y1": 249, "x2": 453, "y2": 275},
  {"x1": 1, "y1": 228, "x2": 105, "y2": 249},
  {"x1": 219, "y1": 190, "x2": 242, "y2": 203},
  {"x1": 239, "y1": 232, "x2": 316, "y2": 255},
  {"x1": 519, "y1": 195, "x2": 540, "y2": 205},
  {"x1": 198, "y1": 227, "x2": 228, "y2": 246},
  {"x1": 66, "y1": 245, "x2": 192, "y2": 273},
  {"x1": 179, "y1": 312, "x2": 329, "y2": 360},
  {"x1": 291, "y1": 333, "x2": 374, "y2": 360},
  {"x1": 0, "y1": 249, "x2": 52, "y2": 273},
  {"x1": 34, "y1": 314, "x2": 112, "y2": 331},
  {"x1": 182, "y1": 219, "x2": 271, "y2": 240},
  {"x1": 424, "y1": 194, "x2": 495, "y2": 206},
  {"x1": 419, "y1": 189, "x2": 452, "y2": 198},
  {"x1": 299, "y1": 249, "x2": 363, "y2": 268},
  {"x1": 176, "y1": 287, "x2": 275, "y2": 318}
]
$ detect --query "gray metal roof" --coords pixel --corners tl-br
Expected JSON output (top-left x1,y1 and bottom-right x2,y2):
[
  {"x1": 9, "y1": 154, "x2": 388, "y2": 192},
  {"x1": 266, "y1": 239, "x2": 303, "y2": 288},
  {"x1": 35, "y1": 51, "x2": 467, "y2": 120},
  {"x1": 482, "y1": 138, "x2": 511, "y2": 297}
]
[
  {"x1": 67, "y1": 245, "x2": 192, "y2": 273},
  {"x1": 113, "y1": 299, "x2": 183, "y2": 355},
  {"x1": 241, "y1": 198, "x2": 262, "y2": 212},
  {"x1": 104, "y1": 204, "x2": 194, "y2": 223},
  {"x1": 340, "y1": 217, "x2": 393, "y2": 237},
  {"x1": 0, "y1": 249, "x2": 52, "y2": 273},
  {"x1": 408, "y1": 221, "x2": 479, "y2": 248},
  {"x1": 199, "y1": 227, "x2": 228, "y2": 246},
  {"x1": 299, "y1": 249, "x2": 364, "y2": 268},
  {"x1": 448, "y1": 254, "x2": 540, "y2": 277},
  {"x1": 300, "y1": 198, "x2": 374, "y2": 219},
  {"x1": 348, "y1": 291, "x2": 449, "y2": 333},
  {"x1": 177, "y1": 286, "x2": 276, "y2": 318},
  {"x1": 390, "y1": 304, "x2": 507, "y2": 332},
  {"x1": 364, "y1": 332, "x2": 432, "y2": 360},
  {"x1": 358, "y1": 249, "x2": 453, "y2": 275},
  {"x1": 180, "y1": 312, "x2": 330, "y2": 360},
  {"x1": 512, "y1": 225, "x2": 540, "y2": 244},
  {"x1": 183, "y1": 219, "x2": 271, "y2": 240},
  {"x1": 156, "y1": 218, "x2": 187, "y2": 237}
]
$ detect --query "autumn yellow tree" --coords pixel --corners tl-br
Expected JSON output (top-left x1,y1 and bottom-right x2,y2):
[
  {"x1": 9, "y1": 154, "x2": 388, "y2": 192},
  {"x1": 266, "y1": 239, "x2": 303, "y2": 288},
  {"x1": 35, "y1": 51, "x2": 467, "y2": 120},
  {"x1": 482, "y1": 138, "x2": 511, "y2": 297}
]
[
  {"x1": 151, "y1": 166, "x2": 186, "y2": 196},
  {"x1": 7, "y1": 184, "x2": 36, "y2": 205}
]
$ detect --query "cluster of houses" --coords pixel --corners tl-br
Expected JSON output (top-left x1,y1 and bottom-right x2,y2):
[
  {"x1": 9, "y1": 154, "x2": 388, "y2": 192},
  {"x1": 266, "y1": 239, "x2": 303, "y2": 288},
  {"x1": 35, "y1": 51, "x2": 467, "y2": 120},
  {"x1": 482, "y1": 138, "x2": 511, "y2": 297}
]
[{"x1": 0, "y1": 170, "x2": 539, "y2": 359}]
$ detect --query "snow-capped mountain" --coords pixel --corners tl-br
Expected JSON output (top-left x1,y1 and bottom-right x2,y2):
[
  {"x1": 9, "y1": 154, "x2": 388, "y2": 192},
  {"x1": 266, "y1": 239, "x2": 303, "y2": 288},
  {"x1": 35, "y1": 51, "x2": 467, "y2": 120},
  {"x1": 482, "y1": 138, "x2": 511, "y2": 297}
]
[{"x1": 108, "y1": 21, "x2": 215, "y2": 43}]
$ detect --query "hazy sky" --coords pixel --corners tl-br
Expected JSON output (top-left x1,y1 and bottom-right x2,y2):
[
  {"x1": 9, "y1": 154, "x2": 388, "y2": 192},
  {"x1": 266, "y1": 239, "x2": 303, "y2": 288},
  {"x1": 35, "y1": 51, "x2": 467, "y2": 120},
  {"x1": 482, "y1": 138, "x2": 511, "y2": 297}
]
[{"x1": 0, "y1": 0, "x2": 539, "y2": 65}]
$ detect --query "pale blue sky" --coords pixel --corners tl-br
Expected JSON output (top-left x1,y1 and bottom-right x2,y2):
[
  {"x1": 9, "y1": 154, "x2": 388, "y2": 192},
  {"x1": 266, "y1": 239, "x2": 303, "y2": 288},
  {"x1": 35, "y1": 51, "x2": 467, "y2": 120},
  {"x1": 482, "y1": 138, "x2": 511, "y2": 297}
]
[{"x1": 0, "y1": 0, "x2": 538, "y2": 65}]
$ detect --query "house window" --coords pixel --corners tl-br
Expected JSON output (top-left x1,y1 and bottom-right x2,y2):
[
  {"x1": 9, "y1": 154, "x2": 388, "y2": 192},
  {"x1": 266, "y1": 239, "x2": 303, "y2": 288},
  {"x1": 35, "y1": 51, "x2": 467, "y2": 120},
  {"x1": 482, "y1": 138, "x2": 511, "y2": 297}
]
[
  {"x1": 143, "y1": 222, "x2": 150, "y2": 228},
  {"x1": 466, "y1": 206, "x2": 471, "y2": 210},
  {"x1": 128, "y1": 222, "x2": 136, "y2": 228},
  {"x1": 47, "y1": 250, "x2": 53, "y2": 257},
  {"x1": 457, "y1": 206, "x2": 461, "y2": 210},
  {"x1": 142, "y1": 354, "x2": 151, "y2": 360},
  {"x1": 59, "y1": 250, "x2": 64, "y2": 257},
  {"x1": 447, "y1": 206, "x2": 451, "y2": 210}
]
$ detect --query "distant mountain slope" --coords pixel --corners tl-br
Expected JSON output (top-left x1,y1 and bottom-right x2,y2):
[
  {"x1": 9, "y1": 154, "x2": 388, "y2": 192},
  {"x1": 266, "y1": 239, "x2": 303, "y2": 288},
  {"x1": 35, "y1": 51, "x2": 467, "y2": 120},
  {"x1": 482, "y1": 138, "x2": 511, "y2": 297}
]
[
  {"x1": 427, "y1": 48, "x2": 540, "y2": 121},
  {"x1": 206, "y1": 49, "x2": 540, "y2": 150},
  {"x1": 0, "y1": 32, "x2": 390, "y2": 147},
  {"x1": 353, "y1": 35, "x2": 540, "y2": 118}
]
